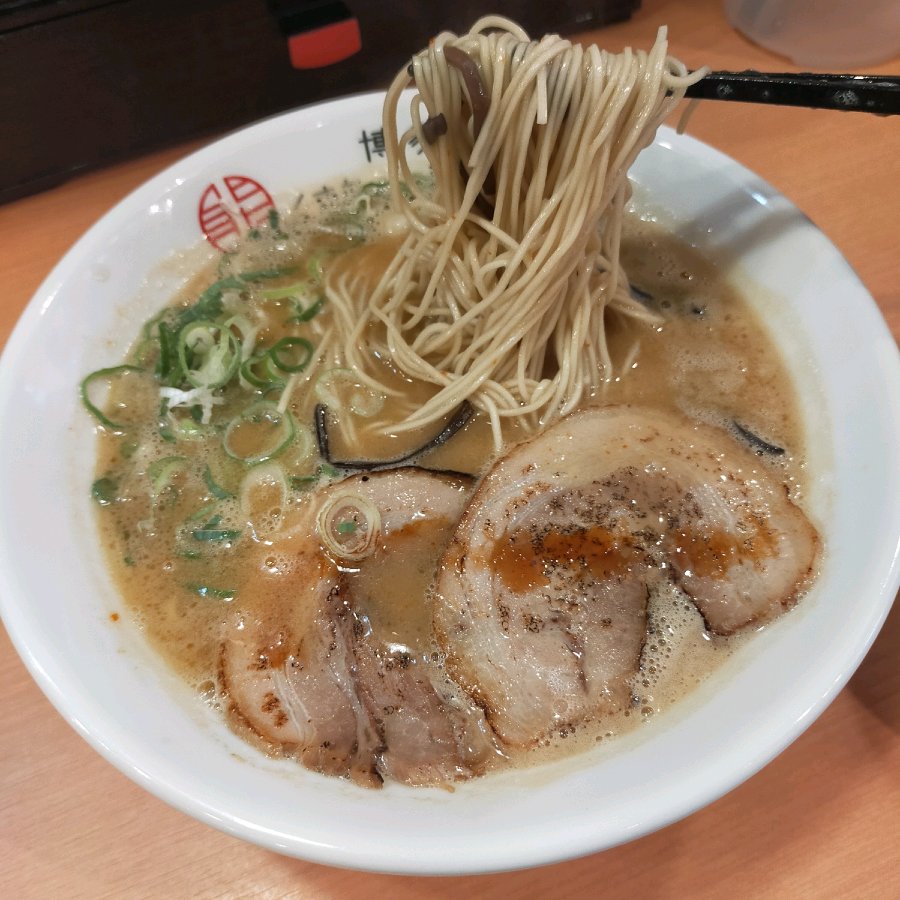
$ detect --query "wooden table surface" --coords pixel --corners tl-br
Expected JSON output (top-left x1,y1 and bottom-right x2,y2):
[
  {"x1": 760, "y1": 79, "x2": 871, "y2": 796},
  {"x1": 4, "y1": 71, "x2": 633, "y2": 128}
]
[{"x1": 1, "y1": 1, "x2": 898, "y2": 896}]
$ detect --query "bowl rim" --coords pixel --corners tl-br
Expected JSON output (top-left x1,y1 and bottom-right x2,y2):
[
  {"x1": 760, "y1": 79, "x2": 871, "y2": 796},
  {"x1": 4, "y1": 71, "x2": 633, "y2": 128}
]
[{"x1": 1, "y1": 90, "x2": 898, "y2": 875}]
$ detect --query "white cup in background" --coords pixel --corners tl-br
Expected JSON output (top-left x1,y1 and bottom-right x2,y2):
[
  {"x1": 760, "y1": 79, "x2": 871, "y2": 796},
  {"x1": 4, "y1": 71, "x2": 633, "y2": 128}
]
[{"x1": 724, "y1": 0, "x2": 900, "y2": 68}]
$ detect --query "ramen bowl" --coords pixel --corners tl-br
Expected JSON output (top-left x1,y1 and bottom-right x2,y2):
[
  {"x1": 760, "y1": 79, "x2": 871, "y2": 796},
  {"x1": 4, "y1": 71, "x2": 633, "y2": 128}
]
[{"x1": 0, "y1": 92, "x2": 898, "y2": 875}]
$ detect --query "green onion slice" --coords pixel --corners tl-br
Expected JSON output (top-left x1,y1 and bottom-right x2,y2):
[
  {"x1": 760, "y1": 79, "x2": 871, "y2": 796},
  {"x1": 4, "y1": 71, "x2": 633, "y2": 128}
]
[
  {"x1": 224, "y1": 314, "x2": 260, "y2": 353},
  {"x1": 166, "y1": 276, "x2": 240, "y2": 340},
  {"x1": 191, "y1": 523, "x2": 242, "y2": 542},
  {"x1": 277, "y1": 419, "x2": 315, "y2": 469},
  {"x1": 141, "y1": 308, "x2": 169, "y2": 341},
  {"x1": 240, "y1": 354, "x2": 285, "y2": 391},
  {"x1": 268, "y1": 337, "x2": 314, "y2": 373},
  {"x1": 185, "y1": 583, "x2": 236, "y2": 600},
  {"x1": 147, "y1": 455, "x2": 189, "y2": 496},
  {"x1": 223, "y1": 400, "x2": 295, "y2": 466},
  {"x1": 266, "y1": 208, "x2": 284, "y2": 236},
  {"x1": 291, "y1": 296, "x2": 325, "y2": 323},
  {"x1": 258, "y1": 280, "x2": 309, "y2": 301},
  {"x1": 91, "y1": 476, "x2": 119, "y2": 506},
  {"x1": 360, "y1": 180, "x2": 390, "y2": 196},
  {"x1": 157, "y1": 322, "x2": 182, "y2": 385},
  {"x1": 177, "y1": 320, "x2": 241, "y2": 389},
  {"x1": 239, "y1": 462, "x2": 289, "y2": 527},
  {"x1": 358, "y1": 181, "x2": 412, "y2": 200},
  {"x1": 239, "y1": 267, "x2": 292, "y2": 281},
  {"x1": 307, "y1": 255, "x2": 324, "y2": 282},
  {"x1": 80, "y1": 365, "x2": 144, "y2": 430},
  {"x1": 188, "y1": 502, "x2": 218, "y2": 523},
  {"x1": 203, "y1": 465, "x2": 233, "y2": 500},
  {"x1": 315, "y1": 493, "x2": 381, "y2": 562},
  {"x1": 289, "y1": 458, "x2": 338, "y2": 491},
  {"x1": 160, "y1": 409, "x2": 213, "y2": 442}
]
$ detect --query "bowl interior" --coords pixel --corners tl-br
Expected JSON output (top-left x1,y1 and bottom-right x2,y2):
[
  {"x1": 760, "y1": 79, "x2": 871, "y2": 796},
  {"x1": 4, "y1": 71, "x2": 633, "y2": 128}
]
[{"x1": 1, "y1": 92, "x2": 898, "y2": 875}]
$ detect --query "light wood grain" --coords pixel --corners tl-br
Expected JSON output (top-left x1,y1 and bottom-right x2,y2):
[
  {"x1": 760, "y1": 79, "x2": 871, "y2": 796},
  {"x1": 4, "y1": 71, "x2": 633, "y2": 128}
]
[{"x1": 1, "y1": 1, "x2": 898, "y2": 896}]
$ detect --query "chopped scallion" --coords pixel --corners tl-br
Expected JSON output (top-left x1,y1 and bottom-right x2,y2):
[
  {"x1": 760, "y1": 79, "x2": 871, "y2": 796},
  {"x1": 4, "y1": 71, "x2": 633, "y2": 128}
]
[
  {"x1": 191, "y1": 526, "x2": 241, "y2": 542},
  {"x1": 168, "y1": 412, "x2": 211, "y2": 442},
  {"x1": 80, "y1": 365, "x2": 143, "y2": 430},
  {"x1": 240, "y1": 267, "x2": 294, "y2": 281},
  {"x1": 173, "y1": 276, "x2": 242, "y2": 331},
  {"x1": 268, "y1": 337, "x2": 314, "y2": 373},
  {"x1": 147, "y1": 456, "x2": 189, "y2": 496},
  {"x1": 289, "y1": 463, "x2": 341, "y2": 491},
  {"x1": 223, "y1": 400, "x2": 295, "y2": 466},
  {"x1": 259, "y1": 280, "x2": 309, "y2": 301},
  {"x1": 307, "y1": 255, "x2": 324, "y2": 282},
  {"x1": 266, "y1": 208, "x2": 287, "y2": 239},
  {"x1": 188, "y1": 502, "x2": 218, "y2": 522},
  {"x1": 177, "y1": 319, "x2": 241, "y2": 390},
  {"x1": 360, "y1": 180, "x2": 390, "y2": 196},
  {"x1": 91, "y1": 476, "x2": 119, "y2": 506},
  {"x1": 240, "y1": 354, "x2": 285, "y2": 391},
  {"x1": 203, "y1": 465, "x2": 233, "y2": 500},
  {"x1": 291, "y1": 296, "x2": 325, "y2": 323},
  {"x1": 185, "y1": 583, "x2": 236, "y2": 600},
  {"x1": 156, "y1": 321, "x2": 182, "y2": 385}
]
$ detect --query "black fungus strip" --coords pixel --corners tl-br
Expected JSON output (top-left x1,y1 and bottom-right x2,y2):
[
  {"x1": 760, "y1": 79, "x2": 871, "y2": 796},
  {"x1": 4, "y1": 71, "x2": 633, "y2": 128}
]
[
  {"x1": 732, "y1": 421, "x2": 786, "y2": 456},
  {"x1": 442, "y1": 46, "x2": 490, "y2": 139},
  {"x1": 422, "y1": 113, "x2": 448, "y2": 144},
  {"x1": 471, "y1": 182, "x2": 495, "y2": 218},
  {"x1": 443, "y1": 46, "x2": 496, "y2": 212},
  {"x1": 315, "y1": 402, "x2": 475, "y2": 471},
  {"x1": 629, "y1": 283, "x2": 654, "y2": 305},
  {"x1": 315, "y1": 402, "x2": 332, "y2": 460}
]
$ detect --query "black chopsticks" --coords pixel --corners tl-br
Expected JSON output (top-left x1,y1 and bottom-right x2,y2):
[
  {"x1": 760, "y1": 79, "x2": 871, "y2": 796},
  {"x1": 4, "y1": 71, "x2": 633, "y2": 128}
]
[{"x1": 684, "y1": 71, "x2": 900, "y2": 115}]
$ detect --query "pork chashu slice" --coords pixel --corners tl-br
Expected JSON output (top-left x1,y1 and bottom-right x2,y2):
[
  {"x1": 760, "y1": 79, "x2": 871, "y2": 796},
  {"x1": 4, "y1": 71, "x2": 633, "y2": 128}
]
[
  {"x1": 433, "y1": 406, "x2": 819, "y2": 749},
  {"x1": 220, "y1": 468, "x2": 497, "y2": 786}
]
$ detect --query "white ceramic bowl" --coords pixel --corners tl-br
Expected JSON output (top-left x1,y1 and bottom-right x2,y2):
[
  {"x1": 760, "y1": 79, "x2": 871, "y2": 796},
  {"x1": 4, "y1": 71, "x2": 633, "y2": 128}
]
[{"x1": 1, "y1": 93, "x2": 898, "y2": 875}]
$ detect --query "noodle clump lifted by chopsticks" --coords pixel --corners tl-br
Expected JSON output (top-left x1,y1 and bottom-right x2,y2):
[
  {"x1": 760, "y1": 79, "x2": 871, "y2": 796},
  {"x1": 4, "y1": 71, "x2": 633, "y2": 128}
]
[{"x1": 327, "y1": 16, "x2": 705, "y2": 447}]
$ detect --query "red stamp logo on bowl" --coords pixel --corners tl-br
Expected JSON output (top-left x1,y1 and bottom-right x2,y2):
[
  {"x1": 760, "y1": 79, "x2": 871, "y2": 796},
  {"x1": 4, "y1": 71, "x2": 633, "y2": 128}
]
[{"x1": 198, "y1": 175, "x2": 275, "y2": 251}]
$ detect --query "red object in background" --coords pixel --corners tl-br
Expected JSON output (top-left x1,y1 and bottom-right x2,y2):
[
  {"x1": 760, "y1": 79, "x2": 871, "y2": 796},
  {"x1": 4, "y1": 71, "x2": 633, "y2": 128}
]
[
  {"x1": 198, "y1": 175, "x2": 275, "y2": 251},
  {"x1": 287, "y1": 18, "x2": 362, "y2": 69}
]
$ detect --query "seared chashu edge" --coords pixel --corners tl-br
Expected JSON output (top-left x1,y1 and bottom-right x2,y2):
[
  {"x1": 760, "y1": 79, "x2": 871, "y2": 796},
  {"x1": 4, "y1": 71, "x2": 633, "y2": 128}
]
[
  {"x1": 433, "y1": 406, "x2": 819, "y2": 750},
  {"x1": 219, "y1": 467, "x2": 497, "y2": 787}
]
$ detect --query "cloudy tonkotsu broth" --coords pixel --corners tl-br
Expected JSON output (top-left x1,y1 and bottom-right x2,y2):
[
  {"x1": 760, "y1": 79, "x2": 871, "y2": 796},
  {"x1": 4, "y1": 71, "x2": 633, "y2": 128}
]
[{"x1": 87, "y1": 176, "x2": 811, "y2": 782}]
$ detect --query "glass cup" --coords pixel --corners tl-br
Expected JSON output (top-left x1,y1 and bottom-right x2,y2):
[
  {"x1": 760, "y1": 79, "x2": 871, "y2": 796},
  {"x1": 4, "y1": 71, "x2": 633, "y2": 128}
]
[{"x1": 724, "y1": 0, "x2": 900, "y2": 68}]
